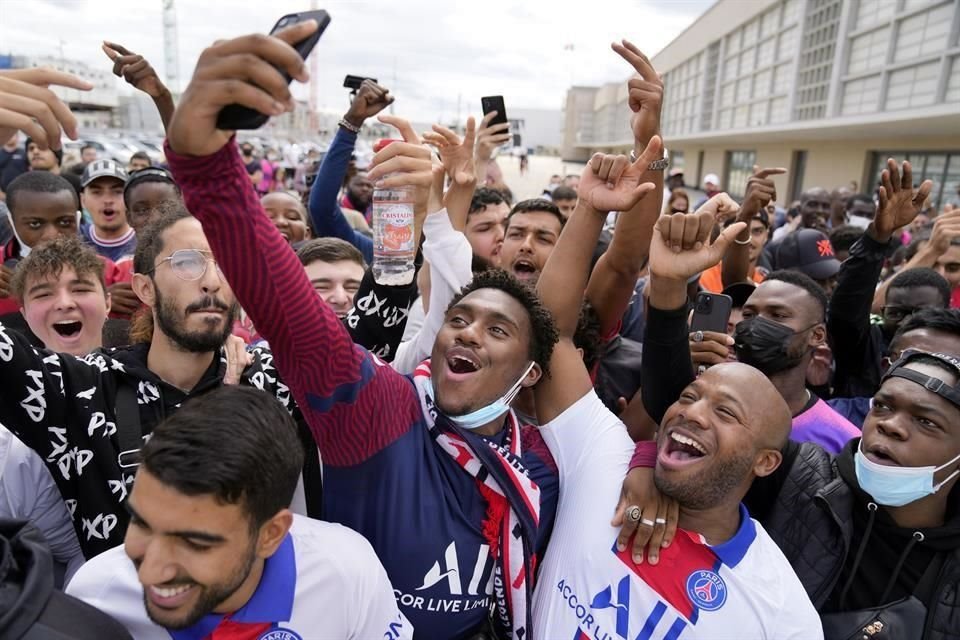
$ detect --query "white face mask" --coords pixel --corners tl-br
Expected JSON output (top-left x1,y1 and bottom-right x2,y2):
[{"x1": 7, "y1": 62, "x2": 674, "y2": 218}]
[{"x1": 5, "y1": 209, "x2": 82, "y2": 258}]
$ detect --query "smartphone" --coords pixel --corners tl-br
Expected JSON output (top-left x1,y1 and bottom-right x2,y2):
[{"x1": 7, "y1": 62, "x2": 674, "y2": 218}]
[
  {"x1": 481, "y1": 96, "x2": 509, "y2": 130},
  {"x1": 343, "y1": 74, "x2": 377, "y2": 91},
  {"x1": 216, "y1": 10, "x2": 332, "y2": 131},
  {"x1": 690, "y1": 292, "x2": 733, "y2": 335}
]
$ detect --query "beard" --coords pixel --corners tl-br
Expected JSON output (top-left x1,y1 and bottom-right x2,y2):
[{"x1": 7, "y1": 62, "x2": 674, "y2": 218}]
[
  {"x1": 154, "y1": 286, "x2": 237, "y2": 353},
  {"x1": 654, "y1": 447, "x2": 756, "y2": 510},
  {"x1": 140, "y1": 539, "x2": 257, "y2": 630}
]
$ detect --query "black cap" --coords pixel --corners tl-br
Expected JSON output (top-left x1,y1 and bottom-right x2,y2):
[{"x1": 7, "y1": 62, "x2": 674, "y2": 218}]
[
  {"x1": 721, "y1": 281, "x2": 757, "y2": 308},
  {"x1": 81, "y1": 159, "x2": 128, "y2": 188},
  {"x1": 775, "y1": 228, "x2": 841, "y2": 280}
]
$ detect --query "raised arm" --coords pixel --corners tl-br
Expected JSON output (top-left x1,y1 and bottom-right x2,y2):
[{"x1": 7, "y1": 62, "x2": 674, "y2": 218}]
[
  {"x1": 831, "y1": 160, "x2": 931, "y2": 396},
  {"x1": 586, "y1": 40, "x2": 665, "y2": 337},
  {"x1": 641, "y1": 208, "x2": 745, "y2": 424},
  {"x1": 102, "y1": 42, "x2": 175, "y2": 132},
  {"x1": 535, "y1": 141, "x2": 661, "y2": 425},
  {"x1": 721, "y1": 166, "x2": 784, "y2": 287},
  {"x1": 165, "y1": 23, "x2": 420, "y2": 466}
]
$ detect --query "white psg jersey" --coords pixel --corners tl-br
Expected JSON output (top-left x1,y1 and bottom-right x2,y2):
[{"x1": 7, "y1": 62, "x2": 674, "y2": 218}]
[
  {"x1": 67, "y1": 515, "x2": 413, "y2": 640},
  {"x1": 533, "y1": 391, "x2": 822, "y2": 640}
]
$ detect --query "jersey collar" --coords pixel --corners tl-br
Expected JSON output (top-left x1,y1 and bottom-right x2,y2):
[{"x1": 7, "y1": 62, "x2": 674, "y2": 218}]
[
  {"x1": 709, "y1": 504, "x2": 756, "y2": 568},
  {"x1": 168, "y1": 532, "x2": 297, "y2": 640}
]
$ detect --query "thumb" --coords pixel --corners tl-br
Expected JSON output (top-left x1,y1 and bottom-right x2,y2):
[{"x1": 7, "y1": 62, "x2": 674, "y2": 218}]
[
  {"x1": 625, "y1": 182, "x2": 656, "y2": 209},
  {"x1": 708, "y1": 222, "x2": 747, "y2": 264}
]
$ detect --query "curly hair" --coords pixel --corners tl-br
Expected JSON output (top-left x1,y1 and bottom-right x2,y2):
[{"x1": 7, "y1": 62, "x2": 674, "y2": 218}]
[
  {"x1": 10, "y1": 235, "x2": 106, "y2": 302},
  {"x1": 447, "y1": 268, "x2": 559, "y2": 376}
]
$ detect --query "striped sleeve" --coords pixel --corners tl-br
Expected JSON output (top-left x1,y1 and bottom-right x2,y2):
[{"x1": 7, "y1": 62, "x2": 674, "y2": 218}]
[{"x1": 165, "y1": 138, "x2": 421, "y2": 466}]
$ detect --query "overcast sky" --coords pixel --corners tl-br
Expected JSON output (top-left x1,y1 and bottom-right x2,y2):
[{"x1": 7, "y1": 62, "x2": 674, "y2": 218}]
[{"x1": 0, "y1": 0, "x2": 711, "y2": 123}]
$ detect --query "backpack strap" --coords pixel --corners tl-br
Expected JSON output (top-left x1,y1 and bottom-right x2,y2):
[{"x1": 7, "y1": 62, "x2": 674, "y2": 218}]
[{"x1": 114, "y1": 380, "x2": 143, "y2": 469}]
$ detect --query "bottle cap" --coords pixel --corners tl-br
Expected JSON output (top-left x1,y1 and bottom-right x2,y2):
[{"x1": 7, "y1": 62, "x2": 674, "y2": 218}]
[{"x1": 374, "y1": 138, "x2": 402, "y2": 153}]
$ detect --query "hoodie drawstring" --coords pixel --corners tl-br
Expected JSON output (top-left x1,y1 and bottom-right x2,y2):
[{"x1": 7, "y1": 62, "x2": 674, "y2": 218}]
[
  {"x1": 878, "y1": 531, "x2": 924, "y2": 604},
  {"x1": 838, "y1": 502, "x2": 878, "y2": 610}
]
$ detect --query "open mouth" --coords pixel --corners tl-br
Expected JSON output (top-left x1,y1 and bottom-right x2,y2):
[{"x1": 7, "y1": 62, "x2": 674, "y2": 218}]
[
  {"x1": 865, "y1": 444, "x2": 899, "y2": 466},
  {"x1": 52, "y1": 320, "x2": 82, "y2": 338},
  {"x1": 659, "y1": 429, "x2": 709, "y2": 468},
  {"x1": 444, "y1": 348, "x2": 482, "y2": 381},
  {"x1": 512, "y1": 258, "x2": 537, "y2": 278}
]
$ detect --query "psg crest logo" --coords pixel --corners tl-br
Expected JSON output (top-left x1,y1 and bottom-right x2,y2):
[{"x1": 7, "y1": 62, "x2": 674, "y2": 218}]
[
  {"x1": 685, "y1": 570, "x2": 727, "y2": 612},
  {"x1": 258, "y1": 629, "x2": 303, "y2": 640}
]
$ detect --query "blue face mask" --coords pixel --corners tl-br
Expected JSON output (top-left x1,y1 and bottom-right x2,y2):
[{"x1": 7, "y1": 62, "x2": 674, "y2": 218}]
[
  {"x1": 446, "y1": 362, "x2": 535, "y2": 430},
  {"x1": 855, "y1": 440, "x2": 960, "y2": 507}
]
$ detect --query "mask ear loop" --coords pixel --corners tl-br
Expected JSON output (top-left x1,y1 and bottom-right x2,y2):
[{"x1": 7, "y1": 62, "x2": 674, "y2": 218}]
[{"x1": 502, "y1": 362, "x2": 536, "y2": 406}]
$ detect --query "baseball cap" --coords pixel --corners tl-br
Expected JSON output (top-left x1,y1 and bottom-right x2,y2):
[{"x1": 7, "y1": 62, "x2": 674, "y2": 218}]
[
  {"x1": 721, "y1": 281, "x2": 757, "y2": 309},
  {"x1": 703, "y1": 173, "x2": 720, "y2": 187},
  {"x1": 81, "y1": 159, "x2": 128, "y2": 188},
  {"x1": 668, "y1": 168, "x2": 684, "y2": 177},
  {"x1": 775, "y1": 228, "x2": 841, "y2": 280}
]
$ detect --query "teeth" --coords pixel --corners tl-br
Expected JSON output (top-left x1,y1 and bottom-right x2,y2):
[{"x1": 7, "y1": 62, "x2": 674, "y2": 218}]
[
  {"x1": 151, "y1": 584, "x2": 192, "y2": 598},
  {"x1": 55, "y1": 320, "x2": 80, "y2": 325},
  {"x1": 671, "y1": 432, "x2": 706, "y2": 454}
]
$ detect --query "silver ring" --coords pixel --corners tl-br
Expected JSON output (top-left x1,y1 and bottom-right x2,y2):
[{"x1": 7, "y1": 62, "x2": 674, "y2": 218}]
[
  {"x1": 655, "y1": 518, "x2": 667, "y2": 525},
  {"x1": 697, "y1": 364, "x2": 706, "y2": 376},
  {"x1": 640, "y1": 518, "x2": 656, "y2": 527},
  {"x1": 625, "y1": 505, "x2": 642, "y2": 523},
  {"x1": 693, "y1": 330, "x2": 704, "y2": 343}
]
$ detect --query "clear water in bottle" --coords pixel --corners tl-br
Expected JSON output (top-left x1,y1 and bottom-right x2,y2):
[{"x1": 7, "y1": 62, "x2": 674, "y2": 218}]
[{"x1": 372, "y1": 180, "x2": 416, "y2": 285}]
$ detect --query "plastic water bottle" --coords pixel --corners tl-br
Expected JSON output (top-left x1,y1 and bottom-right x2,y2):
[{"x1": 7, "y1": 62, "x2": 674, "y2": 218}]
[{"x1": 372, "y1": 139, "x2": 416, "y2": 285}]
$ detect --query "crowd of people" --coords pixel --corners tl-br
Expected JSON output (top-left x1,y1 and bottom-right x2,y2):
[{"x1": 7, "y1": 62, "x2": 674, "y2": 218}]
[{"x1": 0, "y1": 18, "x2": 958, "y2": 640}]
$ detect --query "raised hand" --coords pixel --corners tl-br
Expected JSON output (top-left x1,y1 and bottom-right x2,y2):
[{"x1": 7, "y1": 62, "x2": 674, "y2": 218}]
[
  {"x1": 611, "y1": 39, "x2": 663, "y2": 144},
  {"x1": 650, "y1": 209, "x2": 746, "y2": 282},
  {"x1": 740, "y1": 166, "x2": 786, "y2": 219},
  {"x1": 422, "y1": 117, "x2": 477, "y2": 187},
  {"x1": 102, "y1": 42, "x2": 169, "y2": 99},
  {"x1": 367, "y1": 115, "x2": 445, "y2": 216},
  {"x1": 930, "y1": 208, "x2": 960, "y2": 253},
  {"x1": 0, "y1": 263, "x2": 13, "y2": 299},
  {"x1": 578, "y1": 136, "x2": 662, "y2": 214},
  {"x1": 474, "y1": 110, "x2": 511, "y2": 163},
  {"x1": 343, "y1": 79, "x2": 394, "y2": 128},
  {"x1": 168, "y1": 20, "x2": 315, "y2": 157},
  {"x1": 107, "y1": 281, "x2": 141, "y2": 317},
  {"x1": 0, "y1": 68, "x2": 92, "y2": 149},
  {"x1": 222, "y1": 334, "x2": 254, "y2": 385},
  {"x1": 693, "y1": 191, "x2": 740, "y2": 225},
  {"x1": 871, "y1": 158, "x2": 934, "y2": 242}
]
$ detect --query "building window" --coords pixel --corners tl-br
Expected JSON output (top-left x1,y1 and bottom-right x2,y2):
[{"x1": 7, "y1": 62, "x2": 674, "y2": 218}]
[
  {"x1": 894, "y1": 2, "x2": 953, "y2": 60},
  {"x1": 846, "y1": 26, "x2": 890, "y2": 75},
  {"x1": 672, "y1": 151, "x2": 685, "y2": 171},
  {"x1": 789, "y1": 150, "x2": 808, "y2": 202},
  {"x1": 885, "y1": 60, "x2": 940, "y2": 110},
  {"x1": 725, "y1": 150, "x2": 757, "y2": 198},
  {"x1": 840, "y1": 73, "x2": 882, "y2": 115},
  {"x1": 854, "y1": 0, "x2": 896, "y2": 31},
  {"x1": 946, "y1": 55, "x2": 960, "y2": 103},
  {"x1": 868, "y1": 151, "x2": 960, "y2": 209}
]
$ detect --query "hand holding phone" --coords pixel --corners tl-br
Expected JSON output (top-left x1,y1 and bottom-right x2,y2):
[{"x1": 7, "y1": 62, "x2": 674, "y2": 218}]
[
  {"x1": 169, "y1": 14, "x2": 327, "y2": 156},
  {"x1": 216, "y1": 10, "x2": 332, "y2": 131},
  {"x1": 481, "y1": 96, "x2": 508, "y2": 130},
  {"x1": 690, "y1": 292, "x2": 732, "y2": 334}
]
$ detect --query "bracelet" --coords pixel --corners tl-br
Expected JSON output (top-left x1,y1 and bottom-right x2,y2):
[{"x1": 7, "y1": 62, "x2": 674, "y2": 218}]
[
  {"x1": 734, "y1": 236, "x2": 752, "y2": 245},
  {"x1": 338, "y1": 118, "x2": 361, "y2": 133}
]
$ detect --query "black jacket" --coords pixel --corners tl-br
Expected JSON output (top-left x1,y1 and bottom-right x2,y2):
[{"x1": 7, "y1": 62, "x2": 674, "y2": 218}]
[
  {"x1": 745, "y1": 440, "x2": 960, "y2": 640},
  {"x1": 828, "y1": 233, "x2": 891, "y2": 399},
  {"x1": 641, "y1": 302, "x2": 960, "y2": 638},
  {"x1": 0, "y1": 322, "x2": 315, "y2": 559},
  {"x1": 0, "y1": 519, "x2": 132, "y2": 640}
]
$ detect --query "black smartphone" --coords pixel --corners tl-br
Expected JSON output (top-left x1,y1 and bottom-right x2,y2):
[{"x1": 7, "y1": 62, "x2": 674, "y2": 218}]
[
  {"x1": 343, "y1": 74, "x2": 377, "y2": 91},
  {"x1": 216, "y1": 10, "x2": 332, "y2": 131},
  {"x1": 481, "y1": 96, "x2": 509, "y2": 130},
  {"x1": 690, "y1": 292, "x2": 733, "y2": 335}
]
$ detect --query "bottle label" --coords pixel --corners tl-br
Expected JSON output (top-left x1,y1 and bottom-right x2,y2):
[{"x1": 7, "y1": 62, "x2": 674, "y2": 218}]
[{"x1": 374, "y1": 203, "x2": 415, "y2": 254}]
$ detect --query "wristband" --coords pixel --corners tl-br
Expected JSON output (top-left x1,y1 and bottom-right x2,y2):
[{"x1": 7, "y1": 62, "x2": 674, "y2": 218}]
[
  {"x1": 338, "y1": 118, "x2": 361, "y2": 133},
  {"x1": 630, "y1": 440, "x2": 658, "y2": 469}
]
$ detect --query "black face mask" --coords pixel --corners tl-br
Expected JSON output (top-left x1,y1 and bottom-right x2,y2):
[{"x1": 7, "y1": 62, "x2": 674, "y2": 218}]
[{"x1": 733, "y1": 316, "x2": 814, "y2": 375}]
